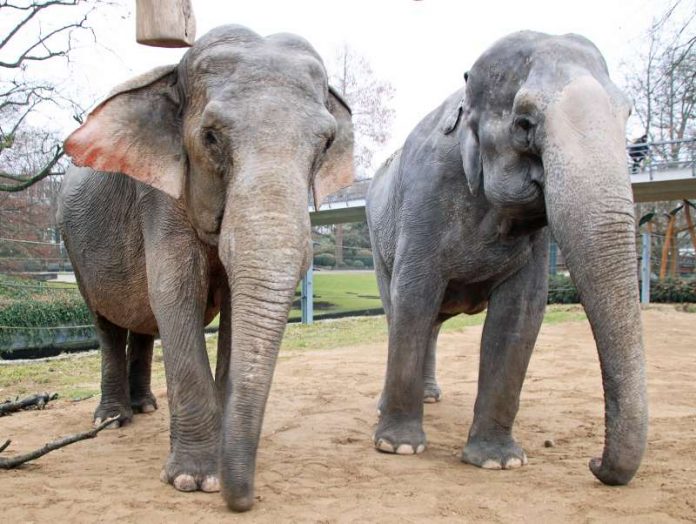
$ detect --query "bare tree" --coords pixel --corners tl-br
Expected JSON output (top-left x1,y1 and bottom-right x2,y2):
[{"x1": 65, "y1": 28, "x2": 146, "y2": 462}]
[
  {"x1": 626, "y1": 1, "x2": 696, "y2": 281},
  {"x1": 623, "y1": 0, "x2": 695, "y2": 158},
  {"x1": 329, "y1": 44, "x2": 396, "y2": 177},
  {"x1": 0, "y1": 0, "x2": 105, "y2": 193}
]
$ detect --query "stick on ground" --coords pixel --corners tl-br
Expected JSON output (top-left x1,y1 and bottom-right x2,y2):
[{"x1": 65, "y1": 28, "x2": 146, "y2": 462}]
[
  {"x1": 0, "y1": 416, "x2": 118, "y2": 469},
  {"x1": 0, "y1": 392, "x2": 58, "y2": 416}
]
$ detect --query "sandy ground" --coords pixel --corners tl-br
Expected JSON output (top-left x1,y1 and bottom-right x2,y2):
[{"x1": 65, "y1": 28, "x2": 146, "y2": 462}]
[{"x1": 1, "y1": 307, "x2": 695, "y2": 523}]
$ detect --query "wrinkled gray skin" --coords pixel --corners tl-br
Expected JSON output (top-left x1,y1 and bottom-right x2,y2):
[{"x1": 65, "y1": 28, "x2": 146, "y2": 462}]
[
  {"x1": 367, "y1": 31, "x2": 647, "y2": 485},
  {"x1": 58, "y1": 25, "x2": 353, "y2": 511}
]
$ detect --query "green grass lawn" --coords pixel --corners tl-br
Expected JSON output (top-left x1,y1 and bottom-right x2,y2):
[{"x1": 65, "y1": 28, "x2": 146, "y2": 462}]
[{"x1": 289, "y1": 270, "x2": 382, "y2": 319}]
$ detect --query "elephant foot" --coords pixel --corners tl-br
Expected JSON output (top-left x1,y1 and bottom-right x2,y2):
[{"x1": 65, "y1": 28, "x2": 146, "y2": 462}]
[
  {"x1": 461, "y1": 434, "x2": 528, "y2": 470},
  {"x1": 130, "y1": 390, "x2": 158, "y2": 414},
  {"x1": 373, "y1": 413, "x2": 426, "y2": 455},
  {"x1": 161, "y1": 450, "x2": 220, "y2": 493},
  {"x1": 423, "y1": 382, "x2": 442, "y2": 404},
  {"x1": 93, "y1": 400, "x2": 133, "y2": 428}
]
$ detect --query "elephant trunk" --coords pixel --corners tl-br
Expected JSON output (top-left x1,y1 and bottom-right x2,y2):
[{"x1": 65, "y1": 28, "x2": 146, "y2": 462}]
[
  {"x1": 542, "y1": 76, "x2": 647, "y2": 485},
  {"x1": 218, "y1": 161, "x2": 310, "y2": 511}
]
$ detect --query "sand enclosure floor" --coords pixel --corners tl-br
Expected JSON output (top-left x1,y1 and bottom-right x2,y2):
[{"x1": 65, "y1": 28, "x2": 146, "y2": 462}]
[{"x1": 1, "y1": 307, "x2": 695, "y2": 522}]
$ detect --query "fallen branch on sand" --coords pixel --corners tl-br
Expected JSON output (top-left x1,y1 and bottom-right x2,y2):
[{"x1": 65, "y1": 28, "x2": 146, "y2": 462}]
[
  {"x1": 0, "y1": 416, "x2": 118, "y2": 469},
  {"x1": 0, "y1": 392, "x2": 58, "y2": 416}
]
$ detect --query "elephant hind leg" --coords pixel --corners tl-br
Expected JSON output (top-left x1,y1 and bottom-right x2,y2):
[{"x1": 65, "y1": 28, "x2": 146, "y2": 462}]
[
  {"x1": 127, "y1": 331, "x2": 158, "y2": 414},
  {"x1": 423, "y1": 321, "x2": 443, "y2": 403},
  {"x1": 94, "y1": 315, "x2": 132, "y2": 428}
]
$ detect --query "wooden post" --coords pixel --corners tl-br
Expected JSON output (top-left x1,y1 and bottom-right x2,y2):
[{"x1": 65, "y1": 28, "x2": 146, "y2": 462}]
[
  {"x1": 136, "y1": 0, "x2": 196, "y2": 48},
  {"x1": 670, "y1": 223, "x2": 679, "y2": 277},
  {"x1": 684, "y1": 201, "x2": 696, "y2": 253},
  {"x1": 659, "y1": 214, "x2": 676, "y2": 280}
]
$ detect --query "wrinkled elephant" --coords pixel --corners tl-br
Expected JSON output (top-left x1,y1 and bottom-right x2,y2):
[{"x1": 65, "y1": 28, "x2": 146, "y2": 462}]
[
  {"x1": 366, "y1": 31, "x2": 647, "y2": 485},
  {"x1": 58, "y1": 25, "x2": 353, "y2": 511}
]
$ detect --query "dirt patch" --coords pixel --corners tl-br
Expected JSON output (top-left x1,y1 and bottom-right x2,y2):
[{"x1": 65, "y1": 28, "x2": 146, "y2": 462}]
[{"x1": 1, "y1": 308, "x2": 695, "y2": 522}]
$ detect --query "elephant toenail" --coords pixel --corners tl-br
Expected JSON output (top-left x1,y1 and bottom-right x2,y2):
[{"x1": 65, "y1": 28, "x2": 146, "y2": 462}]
[
  {"x1": 481, "y1": 459, "x2": 502, "y2": 470},
  {"x1": 173, "y1": 474, "x2": 197, "y2": 492},
  {"x1": 141, "y1": 404, "x2": 156, "y2": 413},
  {"x1": 396, "y1": 444, "x2": 415, "y2": 455},
  {"x1": 376, "y1": 439, "x2": 395, "y2": 453},
  {"x1": 201, "y1": 475, "x2": 220, "y2": 492},
  {"x1": 416, "y1": 444, "x2": 425, "y2": 454},
  {"x1": 504, "y1": 457, "x2": 522, "y2": 469}
]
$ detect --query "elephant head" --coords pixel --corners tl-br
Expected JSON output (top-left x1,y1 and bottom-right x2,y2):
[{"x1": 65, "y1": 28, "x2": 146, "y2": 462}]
[
  {"x1": 64, "y1": 25, "x2": 353, "y2": 510},
  {"x1": 455, "y1": 32, "x2": 647, "y2": 484}
]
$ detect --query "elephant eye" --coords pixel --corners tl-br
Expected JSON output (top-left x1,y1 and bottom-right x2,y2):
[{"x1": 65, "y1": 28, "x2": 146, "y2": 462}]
[
  {"x1": 511, "y1": 115, "x2": 536, "y2": 152},
  {"x1": 516, "y1": 116, "x2": 532, "y2": 131},
  {"x1": 324, "y1": 134, "x2": 334, "y2": 152},
  {"x1": 203, "y1": 129, "x2": 219, "y2": 147}
]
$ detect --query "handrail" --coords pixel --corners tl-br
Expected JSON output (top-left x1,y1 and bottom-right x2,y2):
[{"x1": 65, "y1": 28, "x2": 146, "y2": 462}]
[{"x1": 627, "y1": 137, "x2": 695, "y2": 179}]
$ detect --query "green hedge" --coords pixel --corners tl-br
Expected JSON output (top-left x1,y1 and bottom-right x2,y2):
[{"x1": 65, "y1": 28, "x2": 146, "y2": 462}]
[
  {"x1": 0, "y1": 293, "x2": 91, "y2": 328},
  {"x1": 0, "y1": 280, "x2": 94, "y2": 352},
  {"x1": 650, "y1": 278, "x2": 696, "y2": 303},
  {"x1": 313, "y1": 253, "x2": 336, "y2": 267},
  {"x1": 547, "y1": 274, "x2": 580, "y2": 304}
]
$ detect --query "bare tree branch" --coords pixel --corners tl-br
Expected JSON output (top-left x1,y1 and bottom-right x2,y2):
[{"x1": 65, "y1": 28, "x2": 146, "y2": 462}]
[
  {"x1": 0, "y1": 416, "x2": 118, "y2": 469},
  {"x1": 0, "y1": 13, "x2": 87, "y2": 68},
  {"x1": 0, "y1": 145, "x2": 64, "y2": 191}
]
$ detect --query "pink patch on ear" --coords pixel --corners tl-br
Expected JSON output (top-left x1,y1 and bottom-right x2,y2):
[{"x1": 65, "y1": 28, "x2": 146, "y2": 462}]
[{"x1": 64, "y1": 108, "x2": 183, "y2": 200}]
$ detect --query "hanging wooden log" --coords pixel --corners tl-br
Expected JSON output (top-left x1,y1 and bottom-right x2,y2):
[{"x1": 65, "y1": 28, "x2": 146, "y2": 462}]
[{"x1": 136, "y1": 0, "x2": 196, "y2": 48}]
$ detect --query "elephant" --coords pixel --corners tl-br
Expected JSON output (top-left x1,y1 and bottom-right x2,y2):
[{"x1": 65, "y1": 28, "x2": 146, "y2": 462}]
[
  {"x1": 366, "y1": 31, "x2": 647, "y2": 485},
  {"x1": 58, "y1": 25, "x2": 353, "y2": 511}
]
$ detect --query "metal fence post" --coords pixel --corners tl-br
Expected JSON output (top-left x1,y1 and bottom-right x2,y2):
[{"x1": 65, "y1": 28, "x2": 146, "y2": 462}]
[
  {"x1": 549, "y1": 238, "x2": 558, "y2": 276},
  {"x1": 641, "y1": 231, "x2": 651, "y2": 304},
  {"x1": 301, "y1": 262, "x2": 314, "y2": 325}
]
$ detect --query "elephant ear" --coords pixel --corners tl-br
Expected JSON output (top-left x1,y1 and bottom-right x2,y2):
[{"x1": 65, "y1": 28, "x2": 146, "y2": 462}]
[
  {"x1": 461, "y1": 126, "x2": 482, "y2": 197},
  {"x1": 312, "y1": 86, "x2": 355, "y2": 209},
  {"x1": 460, "y1": 100, "x2": 483, "y2": 197},
  {"x1": 64, "y1": 65, "x2": 185, "y2": 199}
]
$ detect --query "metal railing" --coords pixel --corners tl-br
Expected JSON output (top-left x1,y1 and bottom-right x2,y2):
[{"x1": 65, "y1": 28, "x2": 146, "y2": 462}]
[{"x1": 627, "y1": 137, "x2": 696, "y2": 179}]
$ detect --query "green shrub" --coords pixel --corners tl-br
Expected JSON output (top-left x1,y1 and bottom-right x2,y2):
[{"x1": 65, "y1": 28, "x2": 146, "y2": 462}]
[
  {"x1": 0, "y1": 292, "x2": 91, "y2": 328},
  {"x1": 547, "y1": 274, "x2": 580, "y2": 304},
  {"x1": 352, "y1": 260, "x2": 365, "y2": 269},
  {"x1": 650, "y1": 278, "x2": 696, "y2": 303},
  {"x1": 313, "y1": 253, "x2": 336, "y2": 267}
]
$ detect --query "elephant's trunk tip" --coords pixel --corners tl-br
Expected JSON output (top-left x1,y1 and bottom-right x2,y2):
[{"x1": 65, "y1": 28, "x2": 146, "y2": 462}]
[
  {"x1": 222, "y1": 483, "x2": 255, "y2": 512},
  {"x1": 589, "y1": 455, "x2": 641, "y2": 486}
]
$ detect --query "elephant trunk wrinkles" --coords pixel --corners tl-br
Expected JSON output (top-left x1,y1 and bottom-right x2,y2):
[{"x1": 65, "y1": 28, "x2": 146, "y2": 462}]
[
  {"x1": 218, "y1": 165, "x2": 310, "y2": 511},
  {"x1": 542, "y1": 77, "x2": 647, "y2": 485}
]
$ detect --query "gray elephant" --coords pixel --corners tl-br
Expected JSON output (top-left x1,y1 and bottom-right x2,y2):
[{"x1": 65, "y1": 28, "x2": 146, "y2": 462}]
[
  {"x1": 58, "y1": 25, "x2": 353, "y2": 511},
  {"x1": 366, "y1": 31, "x2": 647, "y2": 485}
]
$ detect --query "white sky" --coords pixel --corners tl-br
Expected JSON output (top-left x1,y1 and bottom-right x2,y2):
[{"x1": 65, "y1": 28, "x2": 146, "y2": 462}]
[{"x1": 7, "y1": 0, "x2": 676, "y2": 167}]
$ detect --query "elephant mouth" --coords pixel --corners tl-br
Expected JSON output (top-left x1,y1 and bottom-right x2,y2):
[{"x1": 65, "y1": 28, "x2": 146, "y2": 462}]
[{"x1": 196, "y1": 229, "x2": 220, "y2": 246}]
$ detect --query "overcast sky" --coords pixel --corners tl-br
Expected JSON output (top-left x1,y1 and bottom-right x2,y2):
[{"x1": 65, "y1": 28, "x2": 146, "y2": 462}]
[{"x1": 9, "y1": 0, "x2": 678, "y2": 168}]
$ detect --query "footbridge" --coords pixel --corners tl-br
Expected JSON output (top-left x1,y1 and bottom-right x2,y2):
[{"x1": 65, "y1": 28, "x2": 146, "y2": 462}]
[{"x1": 309, "y1": 138, "x2": 696, "y2": 224}]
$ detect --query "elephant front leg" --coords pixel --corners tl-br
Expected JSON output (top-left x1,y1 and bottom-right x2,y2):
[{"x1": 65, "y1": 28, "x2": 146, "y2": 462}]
[
  {"x1": 127, "y1": 332, "x2": 158, "y2": 414},
  {"x1": 374, "y1": 270, "x2": 446, "y2": 455},
  {"x1": 147, "y1": 245, "x2": 221, "y2": 494},
  {"x1": 462, "y1": 232, "x2": 548, "y2": 470}
]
